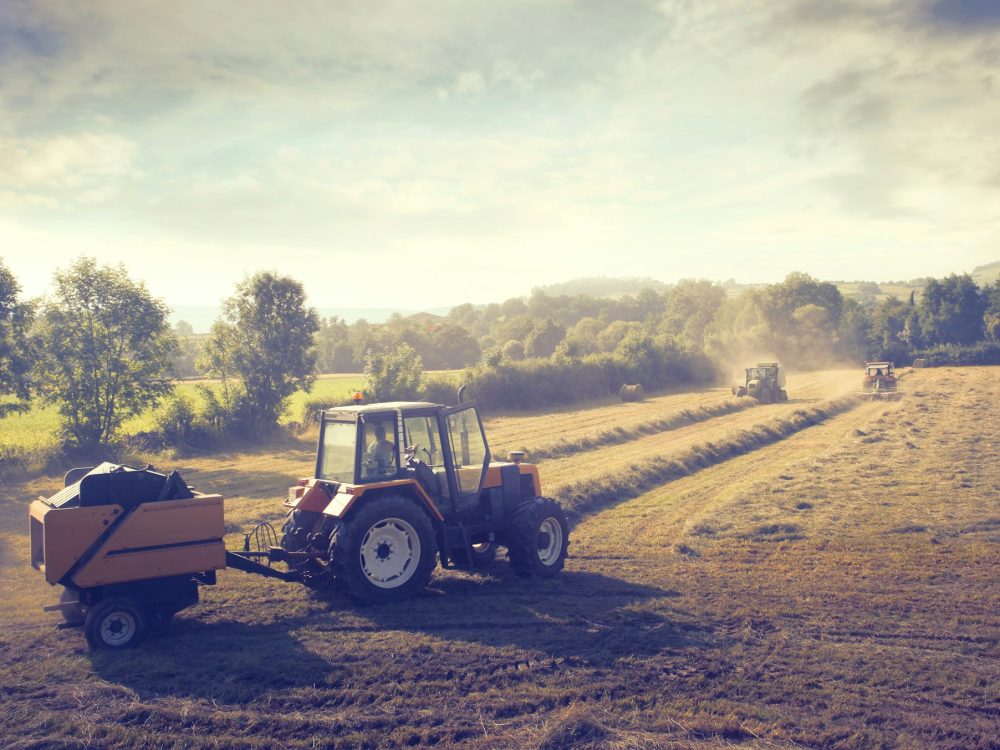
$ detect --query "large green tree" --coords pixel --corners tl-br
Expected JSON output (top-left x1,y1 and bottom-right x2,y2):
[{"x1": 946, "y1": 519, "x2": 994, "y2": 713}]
[
  {"x1": 34, "y1": 258, "x2": 176, "y2": 448},
  {"x1": 202, "y1": 272, "x2": 320, "y2": 430},
  {"x1": 0, "y1": 257, "x2": 34, "y2": 416},
  {"x1": 918, "y1": 274, "x2": 987, "y2": 346}
]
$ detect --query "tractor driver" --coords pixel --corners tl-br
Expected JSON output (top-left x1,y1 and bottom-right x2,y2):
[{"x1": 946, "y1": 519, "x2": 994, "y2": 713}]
[{"x1": 367, "y1": 423, "x2": 396, "y2": 472}]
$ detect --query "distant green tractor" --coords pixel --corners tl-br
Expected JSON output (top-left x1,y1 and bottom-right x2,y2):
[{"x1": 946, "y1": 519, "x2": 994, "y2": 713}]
[{"x1": 732, "y1": 362, "x2": 788, "y2": 404}]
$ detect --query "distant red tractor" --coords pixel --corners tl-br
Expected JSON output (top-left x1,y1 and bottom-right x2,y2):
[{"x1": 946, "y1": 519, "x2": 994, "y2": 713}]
[{"x1": 860, "y1": 361, "x2": 900, "y2": 400}]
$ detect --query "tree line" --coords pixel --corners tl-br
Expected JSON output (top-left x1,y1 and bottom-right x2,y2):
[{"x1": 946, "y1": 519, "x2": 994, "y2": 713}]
[{"x1": 2, "y1": 255, "x2": 998, "y2": 452}]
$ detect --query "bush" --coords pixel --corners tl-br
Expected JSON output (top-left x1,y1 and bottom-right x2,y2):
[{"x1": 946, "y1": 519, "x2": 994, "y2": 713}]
[
  {"x1": 152, "y1": 394, "x2": 197, "y2": 446},
  {"x1": 912, "y1": 341, "x2": 1000, "y2": 366},
  {"x1": 419, "y1": 377, "x2": 459, "y2": 405},
  {"x1": 461, "y1": 344, "x2": 712, "y2": 412}
]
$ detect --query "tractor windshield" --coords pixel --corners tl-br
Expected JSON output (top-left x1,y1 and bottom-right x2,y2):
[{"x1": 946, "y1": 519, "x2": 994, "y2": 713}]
[
  {"x1": 748, "y1": 368, "x2": 772, "y2": 380},
  {"x1": 318, "y1": 420, "x2": 357, "y2": 483}
]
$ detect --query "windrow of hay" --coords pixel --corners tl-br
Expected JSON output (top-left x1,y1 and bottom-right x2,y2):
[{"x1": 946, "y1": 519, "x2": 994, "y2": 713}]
[
  {"x1": 553, "y1": 396, "x2": 858, "y2": 522},
  {"x1": 508, "y1": 398, "x2": 757, "y2": 462}
]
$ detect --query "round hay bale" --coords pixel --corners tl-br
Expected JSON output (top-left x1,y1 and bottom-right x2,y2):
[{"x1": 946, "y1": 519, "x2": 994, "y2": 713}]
[
  {"x1": 913, "y1": 358, "x2": 927, "y2": 368},
  {"x1": 619, "y1": 383, "x2": 645, "y2": 402}
]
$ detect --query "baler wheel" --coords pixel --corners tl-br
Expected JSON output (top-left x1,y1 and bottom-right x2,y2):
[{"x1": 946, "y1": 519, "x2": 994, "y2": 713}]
[
  {"x1": 330, "y1": 495, "x2": 437, "y2": 603},
  {"x1": 84, "y1": 597, "x2": 147, "y2": 650},
  {"x1": 507, "y1": 497, "x2": 570, "y2": 578}
]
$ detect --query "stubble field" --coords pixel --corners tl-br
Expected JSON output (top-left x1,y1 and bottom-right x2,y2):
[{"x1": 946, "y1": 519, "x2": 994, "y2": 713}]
[{"x1": 0, "y1": 367, "x2": 997, "y2": 749}]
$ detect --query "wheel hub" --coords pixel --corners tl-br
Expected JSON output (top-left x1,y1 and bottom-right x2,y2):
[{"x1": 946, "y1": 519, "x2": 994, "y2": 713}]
[
  {"x1": 100, "y1": 611, "x2": 136, "y2": 646},
  {"x1": 360, "y1": 518, "x2": 420, "y2": 589},
  {"x1": 536, "y1": 518, "x2": 563, "y2": 566}
]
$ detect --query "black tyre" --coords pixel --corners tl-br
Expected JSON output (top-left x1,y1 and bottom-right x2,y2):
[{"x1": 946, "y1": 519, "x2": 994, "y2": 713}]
[
  {"x1": 330, "y1": 495, "x2": 438, "y2": 603},
  {"x1": 470, "y1": 542, "x2": 498, "y2": 566},
  {"x1": 779, "y1": 389, "x2": 788, "y2": 402},
  {"x1": 84, "y1": 597, "x2": 146, "y2": 650},
  {"x1": 507, "y1": 497, "x2": 569, "y2": 578},
  {"x1": 281, "y1": 508, "x2": 328, "y2": 577},
  {"x1": 59, "y1": 587, "x2": 85, "y2": 625}
]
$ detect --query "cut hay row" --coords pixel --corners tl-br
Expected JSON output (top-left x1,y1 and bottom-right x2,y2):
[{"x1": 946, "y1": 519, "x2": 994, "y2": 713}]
[
  {"x1": 552, "y1": 395, "x2": 859, "y2": 523},
  {"x1": 503, "y1": 397, "x2": 757, "y2": 462},
  {"x1": 485, "y1": 368, "x2": 857, "y2": 457}
]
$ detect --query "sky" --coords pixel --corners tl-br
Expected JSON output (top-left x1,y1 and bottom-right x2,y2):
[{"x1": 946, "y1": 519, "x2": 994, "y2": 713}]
[{"x1": 1, "y1": 0, "x2": 998, "y2": 311}]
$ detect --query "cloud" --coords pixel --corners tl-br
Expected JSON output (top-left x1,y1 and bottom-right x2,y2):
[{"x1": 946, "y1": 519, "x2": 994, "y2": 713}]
[{"x1": 0, "y1": 130, "x2": 136, "y2": 206}]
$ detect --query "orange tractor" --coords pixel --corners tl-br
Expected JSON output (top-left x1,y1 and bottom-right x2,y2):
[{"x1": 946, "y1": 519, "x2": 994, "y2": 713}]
[
  {"x1": 860, "y1": 361, "x2": 900, "y2": 400},
  {"x1": 29, "y1": 397, "x2": 570, "y2": 648}
]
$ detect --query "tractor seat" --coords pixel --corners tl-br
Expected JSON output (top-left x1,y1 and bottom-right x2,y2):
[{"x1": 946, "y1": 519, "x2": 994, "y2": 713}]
[{"x1": 405, "y1": 459, "x2": 439, "y2": 499}]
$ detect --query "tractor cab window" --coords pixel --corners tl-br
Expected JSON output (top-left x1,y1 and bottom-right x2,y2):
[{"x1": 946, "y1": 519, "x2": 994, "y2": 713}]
[
  {"x1": 402, "y1": 415, "x2": 444, "y2": 467},
  {"x1": 318, "y1": 420, "x2": 357, "y2": 483},
  {"x1": 446, "y1": 407, "x2": 489, "y2": 496},
  {"x1": 360, "y1": 414, "x2": 399, "y2": 480}
]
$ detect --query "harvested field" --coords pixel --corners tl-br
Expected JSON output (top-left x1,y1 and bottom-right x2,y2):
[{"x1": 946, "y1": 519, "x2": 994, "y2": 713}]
[
  {"x1": 1, "y1": 367, "x2": 996, "y2": 749},
  {"x1": 486, "y1": 368, "x2": 858, "y2": 460}
]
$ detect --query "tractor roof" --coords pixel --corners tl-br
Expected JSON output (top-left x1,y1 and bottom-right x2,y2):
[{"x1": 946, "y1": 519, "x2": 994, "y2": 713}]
[{"x1": 322, "y1": 401, "x2": 443, "y2": 418}]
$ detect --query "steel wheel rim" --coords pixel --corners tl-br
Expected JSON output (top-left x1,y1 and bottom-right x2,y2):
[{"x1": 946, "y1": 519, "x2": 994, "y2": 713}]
[
  {"x1": 360, "y1": 517, "x2": 420, "y2": 589},
  {"x1": 100, "y1": 610, "x2": 137, "y2": 646},
  {"x1": 537, "y1": 517, "x2": 563, "y2": 566}
]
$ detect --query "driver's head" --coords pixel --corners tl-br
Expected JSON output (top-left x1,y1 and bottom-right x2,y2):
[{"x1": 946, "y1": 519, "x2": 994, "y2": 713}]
[{"x1": 374, "y1": 425, "x2": 386, "y2": 441}]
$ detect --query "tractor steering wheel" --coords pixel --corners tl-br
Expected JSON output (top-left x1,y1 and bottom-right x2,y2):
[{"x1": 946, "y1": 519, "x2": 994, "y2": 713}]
[{"x1": 404, "y1": 444, "x2": 434, "y2": 464}]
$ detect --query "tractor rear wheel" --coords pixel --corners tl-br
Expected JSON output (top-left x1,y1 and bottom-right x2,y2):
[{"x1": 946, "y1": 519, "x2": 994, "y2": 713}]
[
  {"x1": 507, "y1": 497, "x2": 569, "y2": 578},
  {"x1": 84, "y1": 597, "x2": 147, "y2": 650},
  {"x1": 330, "y1": 495, "x2": 437, "y2": 603}
]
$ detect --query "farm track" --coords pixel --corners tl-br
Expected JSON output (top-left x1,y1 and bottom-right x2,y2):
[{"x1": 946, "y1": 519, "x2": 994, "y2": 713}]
[{"x1": 2, "y1": 367, "x2": 997, "y2": 749}]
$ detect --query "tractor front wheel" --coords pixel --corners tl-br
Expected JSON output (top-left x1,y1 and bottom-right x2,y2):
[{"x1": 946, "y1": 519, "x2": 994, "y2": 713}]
[
  {"x1": 84, "y1": 597, "x2": 147, "y2": 650},
  {"x1": 507, "y1": 498, "x2": 569, "y2": 578},
  {"x1": 470, "y1": 542, "x2": 498, "y2": 566},
  {"x1": 330, "y1": 495, "x2": 438, "y2": 603}
]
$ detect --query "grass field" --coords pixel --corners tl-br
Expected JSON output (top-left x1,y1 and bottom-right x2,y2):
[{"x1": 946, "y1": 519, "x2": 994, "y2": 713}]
[
  {"x1": 0, "y1": 372, "x2": 463, "y2": 472},
  {"x1": 1, "y1": 367, "x2": 997, "y2": 748}
]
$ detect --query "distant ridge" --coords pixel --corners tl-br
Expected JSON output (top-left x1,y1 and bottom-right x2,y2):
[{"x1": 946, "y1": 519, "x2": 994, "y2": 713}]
[
  {"x1": 971, "y1": 260, "x2": 1000, "y2": 286},
  {"x1": 534, "y1": 276, "x2": 669, "y2": 298}
]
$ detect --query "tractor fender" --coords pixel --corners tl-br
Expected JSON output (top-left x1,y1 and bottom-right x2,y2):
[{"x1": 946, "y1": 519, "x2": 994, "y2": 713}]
[
  {"x1": 323, "y1": 480, "x2": 445, "y2": 524},
  {"x1": 284, "y1": 479, "x2": 331, "y2": 513}
]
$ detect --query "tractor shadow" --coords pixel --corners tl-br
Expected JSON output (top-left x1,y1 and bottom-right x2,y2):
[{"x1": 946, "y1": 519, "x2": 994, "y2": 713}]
[
  {"x1": 318, "y1": 567, "x2": 709, "y2": 666},
  {"x1": 88, "y1": 618, "x2": 338, "y2": 702}
]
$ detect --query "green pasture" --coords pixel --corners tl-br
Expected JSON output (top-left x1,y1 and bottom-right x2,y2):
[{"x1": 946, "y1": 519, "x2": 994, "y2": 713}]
[{"x1": 0, "y1": 371, "x2": 461, "y2": 462}]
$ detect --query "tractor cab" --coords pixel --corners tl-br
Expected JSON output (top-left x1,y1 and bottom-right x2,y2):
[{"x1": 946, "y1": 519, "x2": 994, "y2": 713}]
[
  {"x1": 282, "y1": 399, "x2": 563, "y2": 601},
  {"x1": 865, "y1": 361, "x2": 895, "y2": 379},
  {"x1": 312, "y1": 401, "x2": 499, "y2": 516},
  {"x1": 861, "y1": 361, "x2": 899, "y2": 398},
  {"x1": 732, "y1": 362, "x2": 788, "y2": 403}
]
